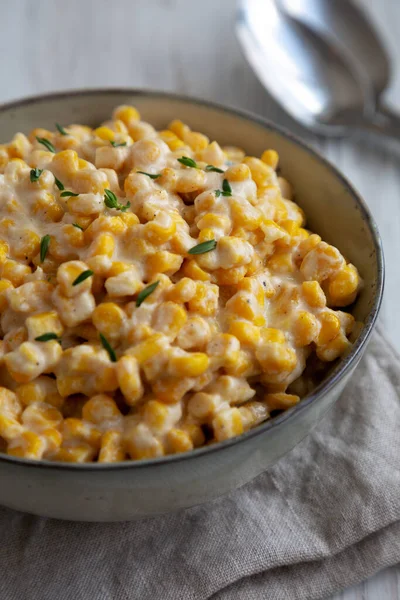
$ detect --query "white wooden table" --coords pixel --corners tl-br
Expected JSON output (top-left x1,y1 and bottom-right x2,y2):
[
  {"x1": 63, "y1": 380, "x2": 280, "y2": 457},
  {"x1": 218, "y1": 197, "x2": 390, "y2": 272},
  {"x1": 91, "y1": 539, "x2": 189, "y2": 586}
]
[{"x1": 1, "y1": 0, "x2": 399, "y2": 597}]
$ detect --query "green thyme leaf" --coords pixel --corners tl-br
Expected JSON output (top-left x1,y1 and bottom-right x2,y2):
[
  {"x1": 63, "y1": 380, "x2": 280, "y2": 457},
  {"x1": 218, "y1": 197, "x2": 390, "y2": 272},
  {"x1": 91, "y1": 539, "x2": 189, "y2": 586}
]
[
  {"x1": 55, "y1": 123, "x2": 68, "y2": 135},
  {"x1": 54, "y1": 177, "x2": 64, "y2": 191},
  {"x1": 35, "y1": 332, "x2": 60, "y2": 342},
  {"x1": 215, "y1": 179, "x2": 232, "y2": 198},
  {"x1": 177, "y1": 156, "x2": 198, "y2": 168},
  {"x1": 72, "y1": 223, "x2": 83, "y2": 230},
  {"x1": 222, "y1": 178, "x2": 232, "y2": 195},
  {"x1": 30, "y1": 168, "x2": 43, "y2": 183},
  {"x1": 60, "y1": 190, "x2": 79, "y2": 197},
  {"x1": 72, "y1": 270, "x2": 94, "y2": 286},
  {"x1": 137, "y1": 171, "x2": 161, "y2": 180},
  {"x1": 104, "y1": 189, "x2": 130, "y2": 212},
  {"x1": 110, "y1": 140, "x2": 127, "y2": 147},
  {"x1": 188, "y1": 239, "x2": 217, "y2": 255},
  {"x1": 40, "y1": 234, "x2": 51, "y2": 262},
  {"x1": 205, "y1": 164, "x2": 224, "y2": 173},
  {"x1": 36, "y1": 137, "x2": 55, "y2": 153},
  {"x1": 136, "y1": 281, "x2": 160, "y2": 307},
  {"x1": 99, "y1": 333, "x2": 117, "y2": 362}
]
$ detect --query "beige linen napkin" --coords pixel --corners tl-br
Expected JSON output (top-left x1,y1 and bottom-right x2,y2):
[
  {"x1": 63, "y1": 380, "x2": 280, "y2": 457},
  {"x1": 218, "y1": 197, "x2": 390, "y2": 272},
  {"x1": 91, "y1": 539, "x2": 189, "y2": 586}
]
[{"x1": 1, "y1": 326, "x2": 399, "y2": 600}]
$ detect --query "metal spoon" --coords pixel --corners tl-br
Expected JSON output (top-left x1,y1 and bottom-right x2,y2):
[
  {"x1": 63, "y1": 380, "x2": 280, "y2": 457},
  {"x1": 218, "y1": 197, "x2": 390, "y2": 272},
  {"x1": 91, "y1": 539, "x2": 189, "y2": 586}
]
[
  {"x1": 236, "y1": 0, "x2": 400, "y2": 140},
  {"x1": 278, "y1": 0, "x2": 393, "y2": 118}
]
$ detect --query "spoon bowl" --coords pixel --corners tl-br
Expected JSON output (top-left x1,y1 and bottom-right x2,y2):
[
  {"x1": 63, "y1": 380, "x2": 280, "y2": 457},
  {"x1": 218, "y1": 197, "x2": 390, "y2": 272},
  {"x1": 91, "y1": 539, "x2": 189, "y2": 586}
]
[{"x1": 237, "y1": 0, "x2": 400, "y2": 142}]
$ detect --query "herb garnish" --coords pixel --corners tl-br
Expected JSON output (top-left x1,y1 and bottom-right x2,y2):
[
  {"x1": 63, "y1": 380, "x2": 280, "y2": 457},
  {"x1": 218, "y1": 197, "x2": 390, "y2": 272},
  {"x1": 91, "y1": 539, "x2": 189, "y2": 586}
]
[
  {"x1": 72, "y1": 270, "x2": 93, "y2": 286},
  {"x1": 136, "y1": 281, "x2": 160, "y2": 307},
  {"x1": 36, "y1": 137, "x2": 56, "y2": 153},
  {"x1": 30, "y1": 168, "x2": 43, "y2": 183},
  {"x1": 40, "y1": 235, "x2": 51, "y2": 262},
  {"x1": 100, "y1": 333, "x2": 117, "y2": 362},
  {"x1": 188, "y1": 239, "x2": 217, "y2": 255},
  {"x1": 104, "y1": 189, "x2": 130, "y2": 212}
]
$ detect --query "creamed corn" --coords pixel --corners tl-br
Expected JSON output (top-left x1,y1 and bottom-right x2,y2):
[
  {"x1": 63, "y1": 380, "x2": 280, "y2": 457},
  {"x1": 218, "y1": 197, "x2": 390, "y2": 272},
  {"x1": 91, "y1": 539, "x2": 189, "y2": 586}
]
[{"x1": 0, "y1": 106, "x2": 362, "y2": 462}]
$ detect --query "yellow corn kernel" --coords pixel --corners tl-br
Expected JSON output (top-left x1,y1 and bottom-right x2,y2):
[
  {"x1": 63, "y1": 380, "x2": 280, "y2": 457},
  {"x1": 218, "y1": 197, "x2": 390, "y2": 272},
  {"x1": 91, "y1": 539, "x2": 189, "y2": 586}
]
[
  {"x1": 88, "y1": 232, "x2": 115, "y2": 258},
  {"x1": 238, "y1": 277, "x2": 266, "y2": 303},
  {"x1": 62, "y1": 417, "x2": 102, "y2": 448},
  {"x1": 223, "y1": 146, "x2": 245, "y2": 162},
  {"x1": 318, "y1": 311, "x2": 341, "y2": 346},
  {"x1": 21, "y1": 402, "x2": 63, "y2": 431},
  {"x1": 0, "y1": 414, "x2": 23, "y2": 441},
  {"x1": 3, "y1": 328, "x2": 27, "y2": 352},
  {"x1": 0, "y1": 279, "x2": 13, "y2": 311},
  {"x1": 166, "y1": 428, "x2": 193, "y2": 454},
  {"x1": 316, "y1": 331, "x2": 351, "y2": 362},
  {"x1": 0, "y1": 387, "x2": 22, "y2": 419},
  {"x1": 113, "y1": 105, "x2": 140, "y2": 124},
  {"x1": 123, "y1": 422, "x2": 164, "y2": 460},
  {"x1": 98, "y1": 431, "x2": 125, "y2": 462},
  {"x1": 107, "y1": 261, "x2": 131, "y2": 277},
  {"x1": 146, "y1": 251, "x2": 183, "y2": 277},
  {"x1": 243, "y1": 156, "x2": 275, "y2": 187},
  {"x1": 279, "y1": 219, "x2": 300, "y2": 238},
  {"x1": 337, "y1": 311, "x2": 355, "y2": 335},
  {"x1": 197, "y1": 227, "x2": 216, "y2": 243},
  {"x1": 261, "y1": 149, "x2": 279, "y2": 169},
  {"x1": 213, "y1": 265, "x2": 247, "y2": 286},
  {"x1": 7, "y1": 431, "x2": 46, "y2": 459},
  {"x1": 82, "y1": 394, "x2": 121, "y2": 424},
  {"x1": 142, "y1": 400, "x2": 169, "y2": 431},
  {"x1": 228, "y1": 320, "x2": 261, "y2": 346},
  {"x1": 256, "y1": 341, "x2": 297, "y2": 379},
  {"x1": 143, "y1": 216, "x2": 176, "y2": 245},
  {"x1": 188, "y1": 281, "x2": 219, "y2": 317},
  {"x1": 196, "y1": 213, "x2": 231, "y2": 234},
  {"x1": 159, "y1": 130, "x2": 186, "y2": 151},
  {"x1": 94, "y1": 126, "x2": 115, "y2": 141},
  {"x1": 185, "y1": 131, "x2": 209, "y2": 151},
  {"x1": 225, "y1": 291, "x2": 264, "y2": 325},
  {"x1": 212, "y1": 408, "x2": 243, "y2": 442},
  {"x1": 260, "y1": 328, "x2": 286, "y2": 344},
  {"x1": 0, "y1": 240, "x2": 8, "y2": 265},
  {"x1": 130, "y1": 334, "x2": 166, "y2": 365},
  {"x1": 119, "y1": 211, "x2": 139, "y2": 227},
  {"x1": 92, "y1": 302, "x2": 125, "y2": 342},
  {"x1": 183, "y1": 423, "x2": 205, "y2": 448},
  {"x1": 152, "y1": 301, "x2": 187, "y2": 340},
  {"x1": 55, "y1": 443, "x2": 97, "y2": 463},
  {"x1": 327, "y1": 264, "x2": 360, "y2": 307},
  {"x1": 15, "y1": 377, "x2": 63, "y2": 410},
  {"x1": 264, "y1": 392, "x2": 300, "y2": 411},
  {"x1": 181, "y1": 259, "x2": 211, "y2": 281},
  {"x1": 300, "y1": 241, "x2": 345, "y2": 282},
  {"x1": 267, "y1": 251, "x2": 295, "y2": 274},
  {"x1": 51, "y1": 149, "x2": 79, "y2": 175},
  {"x1": 239, "y1": 401, "x2": 270, "y2": 430},
  {"x1": 292, "y1": 311, "x2": 320, "y2": 347},
  {"x1": 168, "y1": 119, "x2": 189, "y2": 139},
  {"x1": 169, "y1": 351, "x2": 209, "y2": 377},
  {"x1": 166, "y1": 278, "x2": 197, "y2": 303},
  {"x1": 57, "y1": 260, "x2": 92, "y2": 297},
  {"x1": 224, "y1": 163, "x2": 251, "y2": 182},
  {"x1": 2, "y1": 259, "x2": 31, "y2": 286},
  {"x1": 301, "y1": 280, "x2": 326, "y2": 308},
  {"x1": 151, "y1": 376, "x2": 193, "y2": 404},
  {"x1": 176, "y1": 168, "x2": 206, "y2": 194},
  {"x1": 207, "y1": 333, "x2": 240, "y2": 370},
  {"x1": 187, "y1": 391, "x2": 220, "y2": 420},
  {"x1": 61, "y1": 224, "x2": 84, "y2": 248},
  {"x1": 26, "y1": 311, "x2": 64, "y2": 340}
]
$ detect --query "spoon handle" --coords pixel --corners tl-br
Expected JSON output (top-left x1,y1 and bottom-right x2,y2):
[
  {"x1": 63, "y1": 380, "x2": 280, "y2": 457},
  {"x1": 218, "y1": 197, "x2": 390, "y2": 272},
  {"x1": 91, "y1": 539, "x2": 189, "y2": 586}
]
[{"x1": 357, "y1": 107, "x2": 400, "y2": 142}]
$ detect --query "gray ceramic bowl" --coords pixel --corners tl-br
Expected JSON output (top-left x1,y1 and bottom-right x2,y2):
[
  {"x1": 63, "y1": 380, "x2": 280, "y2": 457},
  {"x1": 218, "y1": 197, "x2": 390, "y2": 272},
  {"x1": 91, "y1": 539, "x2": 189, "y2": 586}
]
[{"x1": 0, "y1": 90, "x2": 384, "y2": 521}]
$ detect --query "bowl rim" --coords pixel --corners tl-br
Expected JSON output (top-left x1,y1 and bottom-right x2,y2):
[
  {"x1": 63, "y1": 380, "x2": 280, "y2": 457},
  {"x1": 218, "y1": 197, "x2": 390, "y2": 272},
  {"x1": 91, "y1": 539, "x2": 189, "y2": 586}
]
[{"x1": 0, "y1": 87, "x2": 384, "y2": 471}]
